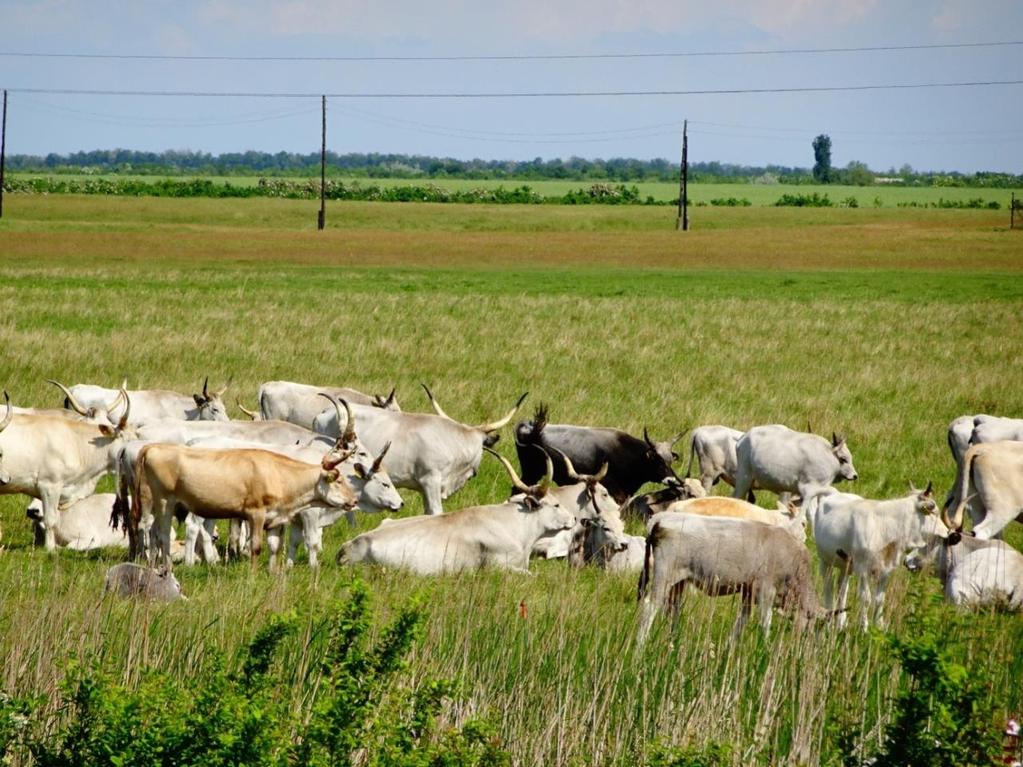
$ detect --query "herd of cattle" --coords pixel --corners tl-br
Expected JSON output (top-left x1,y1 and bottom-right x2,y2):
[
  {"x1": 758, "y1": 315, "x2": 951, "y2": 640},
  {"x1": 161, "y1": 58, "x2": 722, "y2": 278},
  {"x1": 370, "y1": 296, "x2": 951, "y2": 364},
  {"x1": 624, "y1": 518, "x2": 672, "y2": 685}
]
[{"x1": 0, "y1": 377, "x2": 1021, "y2": 632}]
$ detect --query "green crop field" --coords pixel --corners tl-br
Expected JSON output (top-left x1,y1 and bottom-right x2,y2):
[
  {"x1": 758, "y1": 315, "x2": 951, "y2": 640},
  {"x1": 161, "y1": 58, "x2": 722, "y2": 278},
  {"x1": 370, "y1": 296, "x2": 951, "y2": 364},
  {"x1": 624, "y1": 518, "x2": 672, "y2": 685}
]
[
  {"x1": 9, "y1": 171, "x2": 1021, "y2": 207},
  {"x1": 0, "y1": 194, "x2": 1021, "y2": 765}
]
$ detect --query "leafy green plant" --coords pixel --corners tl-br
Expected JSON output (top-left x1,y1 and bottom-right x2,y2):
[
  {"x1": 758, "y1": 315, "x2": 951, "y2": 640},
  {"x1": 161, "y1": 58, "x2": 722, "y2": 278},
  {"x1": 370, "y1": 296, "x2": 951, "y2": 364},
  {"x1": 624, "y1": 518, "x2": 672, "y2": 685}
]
[{"x1": 774, "y1": 192, "x2": 833, "y2": 207}]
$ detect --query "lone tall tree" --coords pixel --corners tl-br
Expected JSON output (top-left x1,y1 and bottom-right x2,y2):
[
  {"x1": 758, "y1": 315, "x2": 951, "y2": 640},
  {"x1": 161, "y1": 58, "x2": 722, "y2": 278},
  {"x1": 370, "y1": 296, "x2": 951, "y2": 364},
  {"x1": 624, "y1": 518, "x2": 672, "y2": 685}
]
[{"x1": 812, "y1": 134, "x2": 832, "y2": 183}]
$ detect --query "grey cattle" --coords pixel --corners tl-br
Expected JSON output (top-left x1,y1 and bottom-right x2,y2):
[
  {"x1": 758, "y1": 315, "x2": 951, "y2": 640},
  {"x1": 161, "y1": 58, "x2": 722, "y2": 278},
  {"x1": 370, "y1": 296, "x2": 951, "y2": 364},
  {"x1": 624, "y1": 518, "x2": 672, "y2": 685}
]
[
  {"x1": 907, "y1": 504, "x2": 1023, "y2": 610},
  {"x1": 104, "y1": 563, "x2": 185, "y2": 602},
  {"x1": 27, "y1": 494, "x2": 126, "y2": 550},
  {"x1": 0, "y1": 390, "x2": 135, "y2": 551},
  {"x1": 685, "y1": 425, "x2": 745, "y2": 493},
  {"x1": 65, "y1": 377, "x2": 230, "y2": 425},
  {"x1": 530, "y1": 452, "x2": 630, "y2": 560},
  {"x1": 947, "y1": 440, "x2": 1023, "y2": 539},
  {"x1": 732, "y1": 425, "x2": 857, "y2": 505},
  {"x1": 338, "y1": 450, "x2": 574, "y2": 575},
  {"x1": 969, "y1": 416, "x2": 1023, "y2": 447},
  {"x1": 619, "y1": 478, "x2": 706, "y2": 520},
  {"x1": 807, "y1": 485, "x2": 942, "y2": 629},
  {"x1": 637, "y1": 512, "x2": 828, "y2": 643},
  {"x1": 313, "y1": 389, "x2": 526, "y2": 515},
  {"x1": 258, "y1": 380, "x2": 399, "y2": 427}
]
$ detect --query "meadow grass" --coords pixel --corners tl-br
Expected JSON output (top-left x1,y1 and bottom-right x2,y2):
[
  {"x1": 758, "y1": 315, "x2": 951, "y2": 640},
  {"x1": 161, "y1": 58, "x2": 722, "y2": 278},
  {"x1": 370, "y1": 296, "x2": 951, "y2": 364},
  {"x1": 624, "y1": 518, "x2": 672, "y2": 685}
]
[{"x1": 0, "y1": 196, "x2": 1021, "y2": 765}]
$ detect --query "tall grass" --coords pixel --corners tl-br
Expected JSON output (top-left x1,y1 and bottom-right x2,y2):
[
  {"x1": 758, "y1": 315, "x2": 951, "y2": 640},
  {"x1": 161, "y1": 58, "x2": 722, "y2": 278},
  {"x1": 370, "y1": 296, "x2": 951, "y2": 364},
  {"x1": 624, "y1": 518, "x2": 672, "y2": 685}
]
[{"x1": 0, "y1": 197, "x2": 1021, "y2": 764}]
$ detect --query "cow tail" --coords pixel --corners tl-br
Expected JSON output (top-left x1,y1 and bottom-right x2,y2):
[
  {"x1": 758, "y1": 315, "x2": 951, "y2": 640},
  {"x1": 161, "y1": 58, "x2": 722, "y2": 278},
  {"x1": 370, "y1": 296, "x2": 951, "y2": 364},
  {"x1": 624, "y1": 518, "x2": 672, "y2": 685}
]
[
  {"x1": 129, "y1": 446, "x2": 150, "y2": 559},
  {"x1": 637, "y1": 524, "x2": 656, "y2": 601},
  {"x1": 685, "y1": 433, "x2": 697, "y2": 478},
  {"x1": 258, "y1": 386, "x2": 270, "y2": 421},
  {"x1": 948, "y1": 446, "x2": 977, "y2": 528}
]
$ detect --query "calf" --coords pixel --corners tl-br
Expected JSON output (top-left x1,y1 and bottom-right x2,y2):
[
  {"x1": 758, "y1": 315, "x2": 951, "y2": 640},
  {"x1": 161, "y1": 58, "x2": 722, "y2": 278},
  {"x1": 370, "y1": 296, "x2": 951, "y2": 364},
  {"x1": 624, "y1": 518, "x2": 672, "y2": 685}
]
[
  {"x1": 104, "y1": 563, "x2": 185, "y2": 602},
  {"x1": 637, "y1": 512, "x2": 827, "y2": 643}
]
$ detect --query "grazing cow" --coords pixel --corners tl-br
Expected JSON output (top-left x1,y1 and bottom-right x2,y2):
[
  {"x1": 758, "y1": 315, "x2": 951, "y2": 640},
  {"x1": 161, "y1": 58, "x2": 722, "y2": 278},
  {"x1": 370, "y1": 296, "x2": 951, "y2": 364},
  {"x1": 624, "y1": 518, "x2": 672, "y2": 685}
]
[
  {"x1": 258, "y1": 380, "x2": 400, "y2": 427},
  {"x1": 906, "y1": 505, "x2": 1023, "y2": 611},
  {"x1": 137, "y1": 417, "x2": 333, "y2": 450},
  {"x1": 65, "y1": 377, "x2": 230, "y2": 425},
  {"x1": 132, "y1": 441, "x2": 359, "y2": 569},
  {"x1": 947, "y1": 440, "x2": 1023, "y2": 539},
  {"x1": 637, "y1": 512, "x2": 828, "y2": 643},
  {"x1": 26, "y1": 494, "x2": 126, "y2": 550},
  {"x1": 104, "y1": 563, "x2": 185, "y2": 602},
  {"x1": 0, "y1": 389, "x2": 135, "y2": 551},
  {"x1": 312, "y1": 389, "x2": 527, "y2": 516},
  {"x1": 969, "y1": 417, "x2": 1023, "y2": 447},
  {"x1": 685, "y1": 425, "x2": 745, "y2": 494},
  {"x1": 807, "y1": 484, "x2": 942, "y2": 629},
  {"x1": 732, "y1": 425, "x2": 858, "y2": 505},
  {"x1": 619, "y1": 478, "x2": 706, "y2": 519},
  {"x1": 530, "y1": 450, "x2": 630, "y2": 561},
  {"x1": 337, "y1": 449, "x2": 575, "y2": 574},
  {"x1": 514, "y1": 404, "x2": 685, "y2": 504}
]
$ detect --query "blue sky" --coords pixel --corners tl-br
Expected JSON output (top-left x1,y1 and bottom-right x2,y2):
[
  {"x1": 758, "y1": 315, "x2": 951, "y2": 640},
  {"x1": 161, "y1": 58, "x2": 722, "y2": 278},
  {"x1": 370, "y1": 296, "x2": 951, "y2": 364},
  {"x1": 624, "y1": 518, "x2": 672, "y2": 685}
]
[{"x1": 1, "y1": 0, "x2": 1021, "y2": 172}]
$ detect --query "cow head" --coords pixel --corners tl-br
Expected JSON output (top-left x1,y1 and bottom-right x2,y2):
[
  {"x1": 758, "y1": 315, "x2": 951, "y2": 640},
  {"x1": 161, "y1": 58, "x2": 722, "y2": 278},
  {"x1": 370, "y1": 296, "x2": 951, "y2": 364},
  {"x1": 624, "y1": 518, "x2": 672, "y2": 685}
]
[
  {"x1": 620, "y1": 476, "x2": 704, "y2": 519},
  {"x1": 317, "y1": 446, "x2": 360, "y2": 510},
  {"x1": 906, "y1": 488, "x2": 957, "y2": 573},
  {"x1": 422, "y1": 385, "x2": 528, "y2": 447},
  {"x1": 351, "y1": 441, "x2": 403, "y2": 512},
  {"x1": 486, "y1": 445, "x2": 562, "y2": 516},
  {"x1": 371, "y1": 387, "x2": 401, "y2": 411},
  {"x1": 831, "y1": 432, "x2": 858, "y2": 481},
  {"x1": 47, "y1": 379, "x2": 120, "y2": 422},
  {"x1": 643, "y1": 427, "x2": 686, "y2": 480},
  {"x1": 192, "y1": 376, "x2": 231, "y2": 421}
]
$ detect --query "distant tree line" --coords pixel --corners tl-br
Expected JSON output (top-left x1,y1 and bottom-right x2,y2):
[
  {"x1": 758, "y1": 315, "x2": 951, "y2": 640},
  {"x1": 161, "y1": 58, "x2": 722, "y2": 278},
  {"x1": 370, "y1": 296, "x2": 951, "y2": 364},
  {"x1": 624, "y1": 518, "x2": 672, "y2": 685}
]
[{"x1": 6, "y1": 149, "x2": 1022, "y2": 188}]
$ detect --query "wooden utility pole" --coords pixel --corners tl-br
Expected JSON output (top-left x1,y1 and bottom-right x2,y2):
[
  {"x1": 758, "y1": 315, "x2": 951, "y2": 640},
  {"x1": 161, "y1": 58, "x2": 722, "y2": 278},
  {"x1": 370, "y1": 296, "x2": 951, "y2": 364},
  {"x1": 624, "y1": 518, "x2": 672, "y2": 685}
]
[
  {"x1": 1013, "y1": 192, "x2": 1018, "y2": 230},
  {"x1": 318, "y1": 95, "x2": 326, "y2": 230},
  {"x1": 0, "y1": 90, "x2": 7, "y2": 220},
  {"x1": 676, "y1": 119, "x2": 688, "y2": 231}
]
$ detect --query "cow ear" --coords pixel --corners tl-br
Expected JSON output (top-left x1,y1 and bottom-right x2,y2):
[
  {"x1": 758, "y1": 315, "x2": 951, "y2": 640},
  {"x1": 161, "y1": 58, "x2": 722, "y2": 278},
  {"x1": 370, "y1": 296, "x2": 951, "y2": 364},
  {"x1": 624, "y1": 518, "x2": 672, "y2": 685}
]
[
  {"x1": 193, "y1": 394, "x2": 205, "y2": 407},
  {"x1": 98, "y1": 424, "x2": 115, "y2": 437},
  {"x1": 948, "y1": 531, "x2": 962, "y2": 546},
  {"x1": 523, "y1": 495, "x2": 541, "y2": 510},
  {"x1": 353, "y1": 463, "x2": 369, "y2": 480},
  {"x1": 326, "y1": 469, "x2": 340, "y2": 482}
]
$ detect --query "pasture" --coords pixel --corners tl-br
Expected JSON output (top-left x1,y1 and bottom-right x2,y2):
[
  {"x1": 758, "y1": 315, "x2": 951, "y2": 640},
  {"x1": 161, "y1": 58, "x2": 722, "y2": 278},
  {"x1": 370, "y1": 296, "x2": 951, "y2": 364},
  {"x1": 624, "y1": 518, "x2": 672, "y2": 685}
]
[{"x1": 0, "y1": 194, "x2": 1022, "y2": 765}]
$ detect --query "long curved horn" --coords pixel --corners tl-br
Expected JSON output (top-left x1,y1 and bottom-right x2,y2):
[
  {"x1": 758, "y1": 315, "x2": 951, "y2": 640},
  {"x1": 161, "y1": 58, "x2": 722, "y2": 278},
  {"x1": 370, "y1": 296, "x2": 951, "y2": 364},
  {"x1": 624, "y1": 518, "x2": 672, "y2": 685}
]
[
  {"x1": 371, "y1": 441, "x2": 391, "y2": 473},
  {"x1": 485, "y1": 446, "x2": 532, "y2": 495},
  {"x1": 643, "y1": 427, "x2": 656, "y2": 449},
  {"x1": 47, "y1": 379, "x2": 90, "y2": 416},
  {"x1": 550, "y1": 447, "x2": 580, "y2": 481},
  {"x1": 338, "y1": 397, "x2": 356, "y2": 444},
  {"x1": 590, "y1": 461, "x2": 609, "y2": 483},
  {"x1": 106, "y1": 388, "x2": 126, "y2": 411},
  {"x1": 537, "y1": 447, "x2": 554, "y2": 494},
  {"x1": 383, "y1": 387, "x2": 396, "y2": 408},
  {"x1": 940, "y1": 504, "x2": 954, "y2": 532},
  {"x1": 116, "y1": 389, "x2": 131, "y2": 430},
  {"x1": 215, "y1": 377, "x2": 231, "y2": 397},
  {"x1": 421, "y1": 383, "x2": 453, "y2": 420},
  {"x1": 476, "y1": 391, "x2": 528, "y2": 433},
  {"x1": 237, "y1": 400, "x2": 258, "y2": 420},
  {"x1": 0, "y1": 391, "x2": 12, "y2": 433},
  {"x1": 951, "y1": 493, "x2": 974, "y2": 531}
]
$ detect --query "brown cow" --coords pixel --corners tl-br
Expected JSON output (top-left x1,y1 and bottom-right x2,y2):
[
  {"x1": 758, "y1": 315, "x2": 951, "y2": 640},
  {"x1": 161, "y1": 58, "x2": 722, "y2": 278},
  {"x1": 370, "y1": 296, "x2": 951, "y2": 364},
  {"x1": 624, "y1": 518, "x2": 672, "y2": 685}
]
[{"x1": 132, "y1": 441, "x2": 358, "y2": 568}]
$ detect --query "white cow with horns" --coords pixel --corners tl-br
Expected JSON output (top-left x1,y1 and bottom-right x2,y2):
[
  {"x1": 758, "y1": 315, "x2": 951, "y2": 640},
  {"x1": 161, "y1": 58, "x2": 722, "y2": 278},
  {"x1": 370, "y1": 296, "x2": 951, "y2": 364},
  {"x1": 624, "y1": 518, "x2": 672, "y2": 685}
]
[{"x1": 63, "y1": 377, "x2": 230, "y2": 425}]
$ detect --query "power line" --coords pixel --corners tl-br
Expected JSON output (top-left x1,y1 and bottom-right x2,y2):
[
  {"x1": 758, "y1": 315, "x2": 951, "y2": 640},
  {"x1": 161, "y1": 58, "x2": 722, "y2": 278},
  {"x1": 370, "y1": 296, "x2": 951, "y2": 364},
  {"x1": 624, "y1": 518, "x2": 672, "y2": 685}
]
[
  {"x1": 5, "y1": 80, "x2": 1022, "y2": 99},
  {"x1": 0, "y1": 40, "x2": 1020, "y2": 63}
]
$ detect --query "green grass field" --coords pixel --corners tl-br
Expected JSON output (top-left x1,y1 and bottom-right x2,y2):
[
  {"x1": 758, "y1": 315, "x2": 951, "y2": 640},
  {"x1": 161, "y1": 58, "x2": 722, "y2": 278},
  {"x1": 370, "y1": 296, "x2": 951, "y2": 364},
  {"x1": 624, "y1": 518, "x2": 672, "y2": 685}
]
[
  {"x1": 9, "y1": 172, "x2": 1021, "y2": 207},
  {"x1": 0, "y1": 195, "x2": 1021, "y2": 765}
]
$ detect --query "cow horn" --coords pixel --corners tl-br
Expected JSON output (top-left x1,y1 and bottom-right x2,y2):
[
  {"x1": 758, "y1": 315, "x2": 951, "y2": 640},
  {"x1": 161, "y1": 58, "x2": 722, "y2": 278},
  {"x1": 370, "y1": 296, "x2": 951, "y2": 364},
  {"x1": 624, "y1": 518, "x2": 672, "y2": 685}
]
[
  {"x1": 322, "y1": 450, "x2": 346, "y2": 471},
  {"x1": 420, "y1": 383, "x2": 453, "y2": 420},
  {"x1": 832, "y1": 432, "x2": 844, "y2": 446},
  {"x1": 485, "y1": 447, "x2": 532, "y2": 495},
  {"x1": 382, "y1": 387, "x2": 397, "y2": 408},
  {"x1": 106, "y1": 388, "x2": 125, "y2": 412},
  {"x1": 215, "y1": 377, "x2": 231, "y2": 397},
  {"x1": 940, "y1": 504, "x2": 954, "y2": 532},
  {"x1": 537, "y1": 446, "x2": 554, "y2": 494},
  {"x1": 670, "y1": 429, "x2": 687, "y2": 447},
  {"x1": 0, "y1": 391, "x2": 11, "y2": 433},
  {"x1": 550, "y1": 447, "x2": 580, "y2": 481},
  {"x1": 47, "y1": 379, "x2": 91, "y2": 416},
  {"x1": 237, "y1": 400, "x2": 258, "y2": 420},
  {"x1": 202, "y1": 376, "x2": 210, "y2": 399},
  {"x1": 116, "y1": 389, "x2": 131, "y2": 430},
  {"x1": 951, "y1": 493, "x2": 974, "y2": 531},
  {"x1": 643, "y1": 427, "x2": 656, "y2": 449},
  {"x1": 923, "y1": 480, "x2": 933, "y2": 496},
  {"x1": 338, "y1": 397, "x2": 356, "y2": 444},
  {"x1": 371, "y1": 441, "x2": 391, "y2": 473},
  {"x1": 476, "y1": 391, "x2": 528, "y2": 434}
]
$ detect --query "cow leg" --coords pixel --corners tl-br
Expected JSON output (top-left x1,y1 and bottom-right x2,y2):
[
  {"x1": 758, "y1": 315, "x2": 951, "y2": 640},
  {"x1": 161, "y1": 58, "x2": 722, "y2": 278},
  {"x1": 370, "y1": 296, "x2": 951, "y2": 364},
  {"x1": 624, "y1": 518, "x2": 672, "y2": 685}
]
[
  {"x1": 701, "y1": 472, "x2": 715, "y2": 495},
  {"x1": 287, "y1": 522, "x2": 303, "y2": 567},
  {"x1": 819, "y1": 561, "x2": 835, "y2": 612},
  {"x1": 637, "y1": 576, "x2": 674, "y2": 645},
  {"x1": 779, "y1": 491, "x2": 792, "y2": 507},
  {"x1": 421, "y1": 475, "x2": 445, "y2": 516},
  {"x1": 872, "y1": 572, "x2": 891, "y2": 629},
  {"x1": 266, "y1": 526, "x2": 282, "y2": 570},
  {"x1": 855, "y1": 569, "x2": 873, "y2": 631},
  {"x1": 731, "y1": 467, "x2": 753, "y2": 501},
  {"x1": 834, "y1": 568, "x2": 852, "y2": 630},
  {"x1": 300, "y1": 510, "x2": 323, "y2": 568},
  {"x1": 731, "y1": 587, "x2": 753, "y2": 639},
  {"x1": 345, "y1": 508, "x2": 358, "y2": 527},
  {"x1": 37, "y1": 484, "x2": 61, "y2": 552},
  {"x1": 200, "y1": 518, "x2": 219, "y2": 563},
  {"x1": 970, "y1": 499, "x2": 1012, "y2": 540},
  {"x1": 183, "y1": 513, "x2": 201, "y2": 566},
  {"x1": 248, "y1": 513, "x2": 265, "y2": 567},
  {"x1": 757, "y1": 587, "x2": 775, "y2": 637},
  {"x1": 154, "y1": 497, "x2": 174, "y2": 571}
]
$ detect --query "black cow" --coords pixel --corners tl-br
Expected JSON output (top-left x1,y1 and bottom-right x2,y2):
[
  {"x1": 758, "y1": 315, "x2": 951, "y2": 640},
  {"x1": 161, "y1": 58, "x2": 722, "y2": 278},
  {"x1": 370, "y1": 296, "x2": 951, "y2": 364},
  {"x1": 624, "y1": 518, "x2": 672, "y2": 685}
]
[{"x1": 514, "y1": 405, "x2": 685, "y2": 504}]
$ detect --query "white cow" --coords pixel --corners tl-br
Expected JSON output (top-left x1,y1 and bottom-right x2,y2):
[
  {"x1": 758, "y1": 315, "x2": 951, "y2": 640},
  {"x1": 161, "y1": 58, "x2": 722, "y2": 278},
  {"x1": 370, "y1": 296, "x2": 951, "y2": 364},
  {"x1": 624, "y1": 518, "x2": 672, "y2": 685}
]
[
  {"x1": 337, "y1": 449, "x2": 575, "y2": 574},
  {"x1": 313, "y1": 390, "x2": 526, "y2": 515},
  {"x1": 65, "y1": 377, "x2": 230, "y2": 425},
  {"x1": 947, "y1": 440, "x2": 1023, "y2": 539},
  {"x1": 0, "y1": 390, "x2": 136, "y2": 551},
  {"x1": 661, "y1": 496, "x2": 806, "y2": 542},
  {"x1": 732, "y1": 425, "x2": 858, "y2": 505},
  {"x1": 685, "y1": 425, "x2": 745, "y2": 494},
  {"x1": 807, "y1": 484, "x2": 943, "y2": 629},
  {"x1": 258, "y1": 380, "x2": 400, "y2": 427},
  {"x1": 26, "y1": 494, "x2": 126, "y2": 550}
]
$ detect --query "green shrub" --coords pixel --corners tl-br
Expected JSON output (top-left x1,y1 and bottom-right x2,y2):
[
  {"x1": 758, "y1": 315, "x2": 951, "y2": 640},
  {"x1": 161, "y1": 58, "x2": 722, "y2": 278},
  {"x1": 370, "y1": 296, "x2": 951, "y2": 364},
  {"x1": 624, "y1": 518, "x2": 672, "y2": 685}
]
[
  {"x1": 708, "y1": 197, "x2": 751, "y2": 207},
  {"x1": 0, "y1": 581, "x2": 508, "y2": 767},
  {"x1": 774, "y1": 192, "x2": 833, "y2": 207}
]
